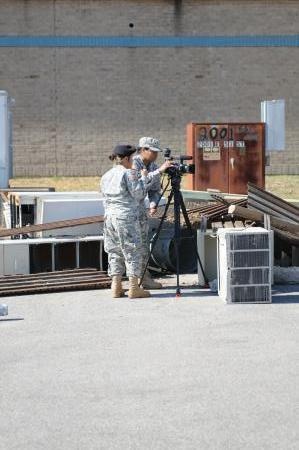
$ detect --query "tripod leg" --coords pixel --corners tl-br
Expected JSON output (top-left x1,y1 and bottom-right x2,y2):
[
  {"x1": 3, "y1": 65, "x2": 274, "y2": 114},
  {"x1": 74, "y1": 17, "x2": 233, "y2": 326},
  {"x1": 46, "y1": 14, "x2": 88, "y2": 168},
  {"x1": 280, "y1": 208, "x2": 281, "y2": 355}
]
[
  {"x1": 139, "y1": 191, "x2": 174, "y2": 286},
  {"x1": 173, "y1": 186, "x2": 182, "y2": 297},
  {"x1": 178, "y1": 191, "x2": 209, "y2": 287}
]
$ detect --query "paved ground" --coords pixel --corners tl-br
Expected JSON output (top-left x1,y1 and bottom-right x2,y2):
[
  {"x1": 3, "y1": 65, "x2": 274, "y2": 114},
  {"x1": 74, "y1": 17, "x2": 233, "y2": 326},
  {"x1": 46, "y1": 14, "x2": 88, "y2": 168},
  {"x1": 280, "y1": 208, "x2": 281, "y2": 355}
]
[{"x1": 0, "y1": 280, "x2": 298, "y2": 450}]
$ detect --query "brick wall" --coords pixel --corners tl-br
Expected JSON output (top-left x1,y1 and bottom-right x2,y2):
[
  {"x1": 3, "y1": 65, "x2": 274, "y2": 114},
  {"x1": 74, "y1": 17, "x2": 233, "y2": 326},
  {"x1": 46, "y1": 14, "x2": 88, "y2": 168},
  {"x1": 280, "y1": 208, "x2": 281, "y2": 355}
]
[{"x1": 0, "y1": 0, "x2": 298, "y2": 176}]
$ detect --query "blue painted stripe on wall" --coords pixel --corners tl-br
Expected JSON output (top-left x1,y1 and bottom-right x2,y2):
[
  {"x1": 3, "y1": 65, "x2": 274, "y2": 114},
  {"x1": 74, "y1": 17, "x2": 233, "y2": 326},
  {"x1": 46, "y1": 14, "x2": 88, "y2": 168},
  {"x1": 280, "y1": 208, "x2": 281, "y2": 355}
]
[{"x1": 0, "y1": 35, "x2": 298, "y2": 47}]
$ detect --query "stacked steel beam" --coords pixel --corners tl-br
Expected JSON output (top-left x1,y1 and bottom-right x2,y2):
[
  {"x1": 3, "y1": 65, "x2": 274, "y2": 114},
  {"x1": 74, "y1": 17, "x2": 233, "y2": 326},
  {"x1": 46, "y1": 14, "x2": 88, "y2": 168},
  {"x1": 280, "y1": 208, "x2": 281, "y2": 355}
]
[
  {"x1": 247, "y1": 183, "x2": 299, "y2": 245},
  {"x1": 0, "y1": 268, "x2": 111, "y2": 296},
  {"x1": 248, "y1": 183, "x2": 299, "y2": 224}
]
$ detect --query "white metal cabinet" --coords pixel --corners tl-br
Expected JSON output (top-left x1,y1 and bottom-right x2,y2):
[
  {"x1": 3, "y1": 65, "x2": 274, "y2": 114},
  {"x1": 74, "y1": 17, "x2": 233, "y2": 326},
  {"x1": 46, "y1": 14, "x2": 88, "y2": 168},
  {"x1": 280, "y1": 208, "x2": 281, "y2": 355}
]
[
  {"x1": 0, "y1": 242, "x2": 30, "y2": 275},
  {"x1": 197, "y1": 230, "x2": 218, "y2": 285},
  {"x1": 217, "y1": 227, "x2": 272, "y2": 303},
  {"x1": 0, "y1": 244, "x2": 4, "y2": 275},
  {"x1": 36, "y1": 198, "x2": 105, "y2": 237}
]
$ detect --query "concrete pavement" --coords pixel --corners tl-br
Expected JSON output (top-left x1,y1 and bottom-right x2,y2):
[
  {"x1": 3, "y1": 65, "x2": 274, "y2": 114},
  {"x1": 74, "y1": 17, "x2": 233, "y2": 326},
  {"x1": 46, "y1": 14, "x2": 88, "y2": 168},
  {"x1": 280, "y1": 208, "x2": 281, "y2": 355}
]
[{"x1": 0, "y1": 283, "x2": 298, "y2": 450}]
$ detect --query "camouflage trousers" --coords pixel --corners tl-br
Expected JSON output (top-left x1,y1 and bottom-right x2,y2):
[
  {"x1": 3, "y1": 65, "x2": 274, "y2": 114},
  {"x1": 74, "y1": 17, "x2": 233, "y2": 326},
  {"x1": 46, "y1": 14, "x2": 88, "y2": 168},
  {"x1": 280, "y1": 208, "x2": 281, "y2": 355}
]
[
  {"x1": 104, "y1": 215, "x2": 144, "y2": 277},
  {"x1": 139, "y1": 210, "x2": 150, "y2": 274}
]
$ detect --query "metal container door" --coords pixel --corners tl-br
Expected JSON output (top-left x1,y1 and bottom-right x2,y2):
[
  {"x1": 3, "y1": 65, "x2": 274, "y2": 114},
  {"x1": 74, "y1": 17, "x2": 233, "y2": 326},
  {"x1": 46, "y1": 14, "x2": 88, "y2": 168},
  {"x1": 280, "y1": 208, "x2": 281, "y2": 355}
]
[
  {"x1": 228, "y1": 123, "x2": 265, "y2": 194},
  {"x1": 186, "y1": 123, "x2": 229, "y2": 192}
]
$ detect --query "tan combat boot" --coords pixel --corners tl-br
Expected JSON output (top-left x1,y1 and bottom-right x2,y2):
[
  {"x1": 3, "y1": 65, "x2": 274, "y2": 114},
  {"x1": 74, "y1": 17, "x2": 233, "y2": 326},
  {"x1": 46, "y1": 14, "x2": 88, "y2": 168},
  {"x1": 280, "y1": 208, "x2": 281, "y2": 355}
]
[
  {"x1": 141, "y1": 270, "x2": 162, "y2": 289},
  {"x1": 128, "y1": 276, "x2": 151, "y2": 298},
  {"x1": 111, "y1": 275, "x2": 125, "y2": 298}
]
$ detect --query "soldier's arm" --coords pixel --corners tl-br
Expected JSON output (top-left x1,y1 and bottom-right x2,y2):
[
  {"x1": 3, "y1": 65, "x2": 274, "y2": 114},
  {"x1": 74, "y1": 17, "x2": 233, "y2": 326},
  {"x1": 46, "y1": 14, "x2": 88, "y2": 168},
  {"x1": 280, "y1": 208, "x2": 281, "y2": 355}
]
[
  {"x1": 124, "y1": 169, "x2": 147, "y2": 201},
  {"x1": 148, "y1": 189, "x2": 161, "y2": 209},
  {"x1": 146, "y1": 162, "x2": 161, "y2": 208},
  {"x1": 133, "y1": 158, "x2": 160, "y2": 189},
  {"x1": 146, "y1": 167, "x2": 161, "y2": 184}
]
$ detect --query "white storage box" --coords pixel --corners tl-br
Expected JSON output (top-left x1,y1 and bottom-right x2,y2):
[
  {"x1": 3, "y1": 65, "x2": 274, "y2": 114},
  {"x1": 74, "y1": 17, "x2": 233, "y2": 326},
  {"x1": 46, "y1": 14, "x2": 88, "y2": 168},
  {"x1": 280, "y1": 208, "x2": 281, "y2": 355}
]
[
  {"x1": 0, "y1": 236, "x2": 106, "y2": 275},
  {"x1": 35, "y1": 197, "x2": 104, "y2": 237}
]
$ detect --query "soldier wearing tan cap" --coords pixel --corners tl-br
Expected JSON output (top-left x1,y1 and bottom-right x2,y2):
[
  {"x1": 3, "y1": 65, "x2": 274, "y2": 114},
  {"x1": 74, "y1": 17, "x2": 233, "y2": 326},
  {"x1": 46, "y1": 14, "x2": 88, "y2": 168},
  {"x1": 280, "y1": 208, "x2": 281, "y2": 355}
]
[{"x1": 133, "y1": 137, "x2": 173, "y2": 289}]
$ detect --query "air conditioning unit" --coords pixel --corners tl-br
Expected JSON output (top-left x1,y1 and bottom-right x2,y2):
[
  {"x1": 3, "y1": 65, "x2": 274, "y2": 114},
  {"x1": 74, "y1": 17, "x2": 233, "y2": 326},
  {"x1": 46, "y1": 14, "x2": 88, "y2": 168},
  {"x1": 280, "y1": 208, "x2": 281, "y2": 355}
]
[{"x1": 217, "y1": 227, "x2": 272, "y2": 303}]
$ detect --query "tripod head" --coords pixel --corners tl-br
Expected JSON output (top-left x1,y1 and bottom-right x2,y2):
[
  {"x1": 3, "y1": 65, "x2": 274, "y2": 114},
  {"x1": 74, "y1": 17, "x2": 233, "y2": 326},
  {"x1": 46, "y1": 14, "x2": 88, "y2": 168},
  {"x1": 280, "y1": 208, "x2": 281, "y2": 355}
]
[
  {"x1": 163, "y1": 148, "x2": 195, "y2": 180},
  {"x1": 169, "y1": 169, "x2": 182, "y2": 191}
]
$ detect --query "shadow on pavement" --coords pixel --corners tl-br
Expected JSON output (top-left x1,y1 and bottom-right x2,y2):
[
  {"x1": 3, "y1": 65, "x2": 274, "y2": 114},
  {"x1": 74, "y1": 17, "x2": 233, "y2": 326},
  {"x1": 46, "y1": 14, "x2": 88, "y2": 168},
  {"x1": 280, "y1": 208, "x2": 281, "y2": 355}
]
[{"x1": 272, "y1": 285, "x2": 299, "y2": 304}]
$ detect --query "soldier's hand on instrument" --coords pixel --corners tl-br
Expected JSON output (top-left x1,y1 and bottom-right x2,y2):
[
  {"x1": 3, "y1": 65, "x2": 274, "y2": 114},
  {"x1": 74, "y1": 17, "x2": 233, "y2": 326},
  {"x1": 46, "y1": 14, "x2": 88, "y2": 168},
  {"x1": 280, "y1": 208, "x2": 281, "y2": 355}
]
[
  {"x1": 149, "y1": 207, "x2": 157, "y2": 216},
  {"x1": 141, "y1": 169, "x2": 148, "y2": 176},
  {"x1": 159, "y1": 160, "x2": 173, "y2": 173}
]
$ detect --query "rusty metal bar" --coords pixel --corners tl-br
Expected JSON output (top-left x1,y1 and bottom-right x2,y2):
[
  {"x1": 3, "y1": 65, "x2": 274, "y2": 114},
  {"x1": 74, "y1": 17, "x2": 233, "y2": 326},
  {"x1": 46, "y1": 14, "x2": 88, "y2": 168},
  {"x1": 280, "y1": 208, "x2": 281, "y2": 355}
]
[
  {"x1": 0, "y1": 268, "x2": 111, "y2": 296},
  {"x1": 0, "y1": 215, "x2": 104, "y2": 237},
  {"x1": 200, "y1": 200, "x2": 247, "y2": 220},
  {"x1": 0, "y1": 281, "x2": 111, "y2": 296},
  {"x1": 0, "y1": 268, "x2": 106, "y2": 282},
  {"x1": 0, "y1": 279, "x2": 111, "y2": 294},
  {"x1": 0, "y1": 274, "x2": 111, "y2": 288},
  {"x1": 208, "y1": 204, "x2": 247, "y2": 219},
  {"x1": 186, "y1": 199, "x2": 247, "y2": 217},
  {"x1": 0, "y1": 271, "x2": 109, "y2": 283},
  {"x1": 186, "y1": 203, "x2": 220, "y2": 214}
]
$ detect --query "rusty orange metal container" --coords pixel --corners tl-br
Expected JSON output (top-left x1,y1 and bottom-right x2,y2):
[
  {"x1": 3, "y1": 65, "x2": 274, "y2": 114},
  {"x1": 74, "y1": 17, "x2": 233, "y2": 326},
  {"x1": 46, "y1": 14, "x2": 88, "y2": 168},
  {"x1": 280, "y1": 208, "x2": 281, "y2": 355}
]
[{"x1": 185, "y1": 123, "x2": 265, "y2": 194}]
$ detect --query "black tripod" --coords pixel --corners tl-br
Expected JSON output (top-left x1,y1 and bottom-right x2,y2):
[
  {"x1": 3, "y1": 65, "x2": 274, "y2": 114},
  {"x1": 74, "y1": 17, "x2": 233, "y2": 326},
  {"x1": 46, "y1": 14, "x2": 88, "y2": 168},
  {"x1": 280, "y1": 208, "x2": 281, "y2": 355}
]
[{"x1": 140, "y1": 172, "x2": 209, "y2": 297}]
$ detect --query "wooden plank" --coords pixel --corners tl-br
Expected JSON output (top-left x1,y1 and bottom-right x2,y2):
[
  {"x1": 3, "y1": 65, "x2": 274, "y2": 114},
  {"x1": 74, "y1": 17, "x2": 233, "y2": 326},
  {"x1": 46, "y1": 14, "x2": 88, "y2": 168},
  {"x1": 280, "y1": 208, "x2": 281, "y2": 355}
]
[
  {"x1": 234, "y1": 220, "x2": 246, "y2": 228},
  {"x1": 211, "y1": 221, "x2": 223, "y2": 229},
  {"x1": 223, "y1": 221, "x2": 235, "y2": 228}
]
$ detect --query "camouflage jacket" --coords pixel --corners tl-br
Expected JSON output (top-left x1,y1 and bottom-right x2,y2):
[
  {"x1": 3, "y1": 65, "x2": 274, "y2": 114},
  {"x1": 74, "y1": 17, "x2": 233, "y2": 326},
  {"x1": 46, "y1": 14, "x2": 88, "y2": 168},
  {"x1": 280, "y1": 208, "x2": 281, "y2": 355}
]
[
  {"x1": 100, "y1": 165, "x2": 147, "y2": 217},
  {"x1": 132, "y1": 154, "x2": 161, "y2": 209}
]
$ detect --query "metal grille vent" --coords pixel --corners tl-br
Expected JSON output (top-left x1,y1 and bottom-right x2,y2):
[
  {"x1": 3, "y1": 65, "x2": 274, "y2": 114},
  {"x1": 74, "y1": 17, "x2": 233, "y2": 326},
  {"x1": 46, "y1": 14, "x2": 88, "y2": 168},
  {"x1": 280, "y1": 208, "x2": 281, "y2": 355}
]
[
  {"x1": 231, "y1": 286, "x2": 270, "y2": 303},
  {"x1": 229, "y1": 234, "x2": 269, "y2": 250},
  {"x1": 230, "y1": 268, "x2": 270, "y2": 285},
  {"x1": 229, "y1": 251, "x2": 269, "y2": 268}
]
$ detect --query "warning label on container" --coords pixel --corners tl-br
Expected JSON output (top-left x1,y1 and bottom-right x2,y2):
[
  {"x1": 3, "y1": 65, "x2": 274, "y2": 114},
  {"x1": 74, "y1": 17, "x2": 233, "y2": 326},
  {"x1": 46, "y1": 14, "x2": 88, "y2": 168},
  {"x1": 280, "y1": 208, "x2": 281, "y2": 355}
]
[{"x1": 203, "y1": 147, "x2": 221, "y2": 160}]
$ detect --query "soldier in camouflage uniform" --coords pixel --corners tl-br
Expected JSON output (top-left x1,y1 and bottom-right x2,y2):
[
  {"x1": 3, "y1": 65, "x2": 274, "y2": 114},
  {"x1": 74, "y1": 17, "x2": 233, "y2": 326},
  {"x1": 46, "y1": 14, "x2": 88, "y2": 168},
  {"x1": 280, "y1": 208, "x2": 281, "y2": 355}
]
[
  {"x1": 101, "y1": 144, "x2": 151, "y2": 299},
  {"x1": 133, "y1": 137, "x2": 173, "y2": 289}
]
